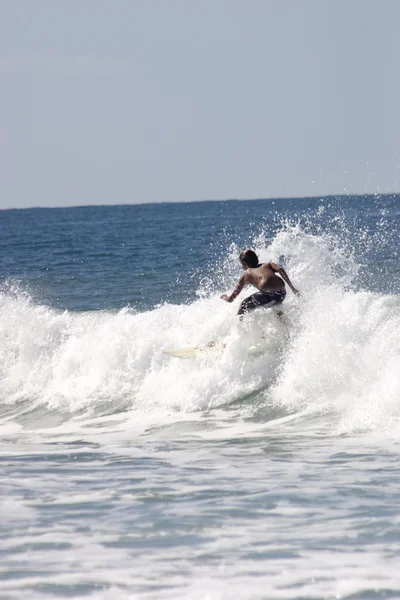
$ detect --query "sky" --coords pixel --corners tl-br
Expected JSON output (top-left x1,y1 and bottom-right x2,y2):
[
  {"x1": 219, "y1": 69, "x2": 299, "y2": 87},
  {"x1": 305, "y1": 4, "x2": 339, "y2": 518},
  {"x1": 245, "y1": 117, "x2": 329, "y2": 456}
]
[{"x1": 1, "y1": 0, "x2": 400, "y2": 209}]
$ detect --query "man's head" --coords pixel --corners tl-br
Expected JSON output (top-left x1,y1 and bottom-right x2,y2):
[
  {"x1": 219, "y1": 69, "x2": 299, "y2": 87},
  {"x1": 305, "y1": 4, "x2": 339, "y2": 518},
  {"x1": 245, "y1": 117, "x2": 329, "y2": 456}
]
[{"x1": 239, "y1": 249, "x2": 259, "y2": 269}]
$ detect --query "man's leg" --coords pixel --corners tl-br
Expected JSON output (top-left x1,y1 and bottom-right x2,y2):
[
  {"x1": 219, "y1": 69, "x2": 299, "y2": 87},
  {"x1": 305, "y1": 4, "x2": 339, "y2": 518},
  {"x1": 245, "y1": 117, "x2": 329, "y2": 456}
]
[{"x1": 237, "y1": 294, "x2": 259, "y2": 316}]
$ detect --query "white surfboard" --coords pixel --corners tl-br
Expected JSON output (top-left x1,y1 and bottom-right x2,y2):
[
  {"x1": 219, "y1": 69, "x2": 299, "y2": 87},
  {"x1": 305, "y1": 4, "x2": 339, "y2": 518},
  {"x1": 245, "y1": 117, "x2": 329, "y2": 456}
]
[
  {"x1": 163, "y1": 344, "x2": 222, "y2": 359},
  {"x1": 163, "y1": 342, "x2": 266, "y2": 359},
  {"x1": 163, "y1": 346, "x2": 199, "y2": 359}
]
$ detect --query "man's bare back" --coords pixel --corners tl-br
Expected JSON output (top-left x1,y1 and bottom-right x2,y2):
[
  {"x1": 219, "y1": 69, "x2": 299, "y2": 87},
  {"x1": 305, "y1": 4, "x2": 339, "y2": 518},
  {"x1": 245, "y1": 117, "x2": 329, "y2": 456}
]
[{"x1": 243, "y1": 262, "x2": 287, "y2": 292}]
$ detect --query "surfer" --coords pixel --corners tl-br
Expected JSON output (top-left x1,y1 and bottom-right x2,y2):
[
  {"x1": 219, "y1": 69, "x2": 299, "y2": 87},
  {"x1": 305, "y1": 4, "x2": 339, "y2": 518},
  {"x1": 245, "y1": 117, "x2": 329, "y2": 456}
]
[{"x1": 220, "y1": 249, "x2": 300, "y2": 315}]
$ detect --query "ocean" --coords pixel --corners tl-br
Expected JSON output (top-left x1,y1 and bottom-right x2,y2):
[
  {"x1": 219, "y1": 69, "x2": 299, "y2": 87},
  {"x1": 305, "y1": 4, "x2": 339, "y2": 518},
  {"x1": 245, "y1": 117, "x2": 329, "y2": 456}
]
[{"x1": 0, "y1": 195, "x2": 399, "y2": 600}]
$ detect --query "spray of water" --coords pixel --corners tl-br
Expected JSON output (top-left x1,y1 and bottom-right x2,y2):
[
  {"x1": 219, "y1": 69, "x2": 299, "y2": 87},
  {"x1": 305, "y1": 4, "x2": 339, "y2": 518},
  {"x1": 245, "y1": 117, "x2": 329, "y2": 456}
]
[{"x1": 0, "y1": 222, "x2": 399, "y2": 435}]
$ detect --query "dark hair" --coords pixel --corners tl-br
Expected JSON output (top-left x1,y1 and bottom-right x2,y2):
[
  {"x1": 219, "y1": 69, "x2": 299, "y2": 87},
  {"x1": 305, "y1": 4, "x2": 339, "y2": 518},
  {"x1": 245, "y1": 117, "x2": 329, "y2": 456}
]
[{"x1": 239, "y1": 249, "x2": 259, "y2": 268}]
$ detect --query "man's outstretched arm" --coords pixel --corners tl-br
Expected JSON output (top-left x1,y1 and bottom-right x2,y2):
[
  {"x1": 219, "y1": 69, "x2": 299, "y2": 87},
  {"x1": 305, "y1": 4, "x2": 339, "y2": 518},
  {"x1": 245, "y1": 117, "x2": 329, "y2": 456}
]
[
  {"x1": 221, "y1": 275, "x2": 246, "y2": 303},
  {"x1": 269, "y1": 262, "x2": 300, "y2": 296}
]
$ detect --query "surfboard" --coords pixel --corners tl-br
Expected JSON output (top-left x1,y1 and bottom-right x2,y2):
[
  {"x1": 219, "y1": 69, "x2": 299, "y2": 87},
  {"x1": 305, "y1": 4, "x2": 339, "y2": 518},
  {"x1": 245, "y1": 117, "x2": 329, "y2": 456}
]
[
  {"x1": 163, "y1": 346, "x2": 199, "y2": 359},
  {"x1": 163, "y1": 344, "x2": 222, "y2": 359},
  {"x1": 163, "y1": 342, "x2": 265, "y2": 359}
]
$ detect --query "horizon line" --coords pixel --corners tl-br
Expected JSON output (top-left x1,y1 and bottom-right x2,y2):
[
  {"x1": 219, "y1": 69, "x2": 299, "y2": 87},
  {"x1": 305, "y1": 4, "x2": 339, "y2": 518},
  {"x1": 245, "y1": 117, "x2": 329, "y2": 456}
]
[{"x1": 1, "y1": 191, "x2": 399, "y2": 212}]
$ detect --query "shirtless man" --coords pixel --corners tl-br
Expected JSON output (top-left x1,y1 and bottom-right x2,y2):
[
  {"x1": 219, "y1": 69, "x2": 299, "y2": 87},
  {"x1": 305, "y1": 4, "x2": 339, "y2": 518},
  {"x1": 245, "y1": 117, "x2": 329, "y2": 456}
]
[{"x1": 220, "y1": 249, "x2": 300, "y2": 315}]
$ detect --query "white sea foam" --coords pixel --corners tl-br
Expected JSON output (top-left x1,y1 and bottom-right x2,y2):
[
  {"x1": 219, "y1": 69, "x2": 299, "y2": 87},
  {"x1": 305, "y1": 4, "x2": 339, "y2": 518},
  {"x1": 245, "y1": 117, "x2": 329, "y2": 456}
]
[{"x1": 0, "y1": 225, "x2": 399, "y2": 436}]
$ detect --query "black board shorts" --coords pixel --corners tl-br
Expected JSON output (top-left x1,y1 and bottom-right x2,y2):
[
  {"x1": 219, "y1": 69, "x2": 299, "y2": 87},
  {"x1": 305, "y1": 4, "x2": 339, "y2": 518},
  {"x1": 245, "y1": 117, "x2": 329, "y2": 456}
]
[{"x1": 240, "y1": 288, "x2": 286, "y2": 313}]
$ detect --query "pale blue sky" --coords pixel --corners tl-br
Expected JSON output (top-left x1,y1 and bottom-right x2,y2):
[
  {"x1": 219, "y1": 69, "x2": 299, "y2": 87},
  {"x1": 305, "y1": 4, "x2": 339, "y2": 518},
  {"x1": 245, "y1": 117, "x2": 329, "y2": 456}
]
[{"x1": 1, "y1": 0, "x2": 399, "y2": 208}]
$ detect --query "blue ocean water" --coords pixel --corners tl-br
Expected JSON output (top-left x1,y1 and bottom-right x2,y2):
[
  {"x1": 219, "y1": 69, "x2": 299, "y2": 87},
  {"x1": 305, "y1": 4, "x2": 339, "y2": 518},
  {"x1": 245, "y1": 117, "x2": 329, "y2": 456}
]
[
  {"x1": 0, "y1": 195, "x2": 400, "y2": 599},
  {"x1": 1, "y1": 195, "x2": 398, "y2": 312}
]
